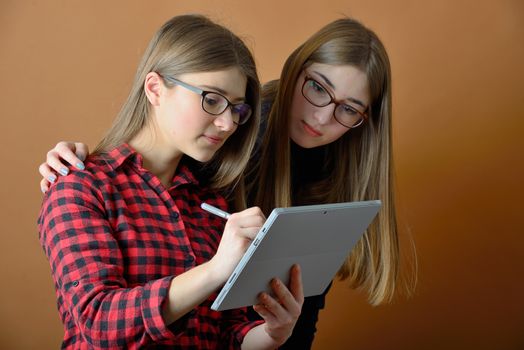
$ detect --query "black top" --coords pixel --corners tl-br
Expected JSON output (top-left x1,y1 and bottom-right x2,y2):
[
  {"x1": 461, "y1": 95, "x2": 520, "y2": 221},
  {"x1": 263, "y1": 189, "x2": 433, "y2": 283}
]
[{"x1": 245, "y1": 99, "x2": 332, "y2": 349}]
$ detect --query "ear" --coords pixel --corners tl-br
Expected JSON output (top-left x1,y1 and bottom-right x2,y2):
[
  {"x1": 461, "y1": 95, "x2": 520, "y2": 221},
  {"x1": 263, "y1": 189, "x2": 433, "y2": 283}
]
[{"x1": 144, "y1": 72, "x2": 163, "y2": 106}]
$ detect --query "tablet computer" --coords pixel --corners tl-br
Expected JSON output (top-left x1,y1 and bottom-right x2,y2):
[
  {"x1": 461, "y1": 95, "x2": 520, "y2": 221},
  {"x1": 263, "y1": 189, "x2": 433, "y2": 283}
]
[{"x1": 211, "y1": 200, "x2": 381, "y2": 311}]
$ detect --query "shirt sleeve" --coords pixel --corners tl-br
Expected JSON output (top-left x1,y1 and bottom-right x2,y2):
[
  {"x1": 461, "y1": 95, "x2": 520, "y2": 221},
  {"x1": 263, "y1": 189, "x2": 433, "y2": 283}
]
[
  {"x1": 219, "y1": 306, "x2": 264, "y2": 349},
  {"x1": 38, "y1": 172, "x2": 181, "y2": 349}
]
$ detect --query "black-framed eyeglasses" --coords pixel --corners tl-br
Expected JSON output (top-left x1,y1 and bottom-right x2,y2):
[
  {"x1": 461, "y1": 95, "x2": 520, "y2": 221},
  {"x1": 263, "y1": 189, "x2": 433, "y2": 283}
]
[
  {"x1": 301, "y1": 72, "x2": 368, "y2": 129},
  {"x1": 159, "y1": 74, "x2": 253, "y2": 125}
]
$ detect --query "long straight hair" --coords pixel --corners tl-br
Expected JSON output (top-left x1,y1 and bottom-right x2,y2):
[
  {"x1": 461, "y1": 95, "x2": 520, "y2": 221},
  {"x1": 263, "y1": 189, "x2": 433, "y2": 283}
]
[
  {"x1": 253, "y1": 18, "x2": 413, "y2": 305},
  {"x1": 94, "y1": 15, "x2": 261, "y2": 208}
]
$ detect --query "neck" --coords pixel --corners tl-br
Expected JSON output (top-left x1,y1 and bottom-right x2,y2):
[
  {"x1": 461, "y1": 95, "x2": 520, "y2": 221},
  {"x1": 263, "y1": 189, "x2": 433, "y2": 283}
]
[{"x1": 129, "y1": 125, "x2": 183, "y2": 188}]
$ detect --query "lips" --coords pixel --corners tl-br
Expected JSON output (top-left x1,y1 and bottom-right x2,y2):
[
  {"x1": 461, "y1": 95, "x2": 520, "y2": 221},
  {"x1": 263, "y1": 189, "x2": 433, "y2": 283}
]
[
  {"x1": 203, "y1": 134, "x2": 224, "y2": 145},
  {"x1": 301, "y1": 120, "x2": 323, "y2": 137}
]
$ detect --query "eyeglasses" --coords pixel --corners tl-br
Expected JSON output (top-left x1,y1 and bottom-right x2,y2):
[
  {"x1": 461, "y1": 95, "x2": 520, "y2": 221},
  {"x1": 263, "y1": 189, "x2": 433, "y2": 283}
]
[
  {"x1": 159, "y1": 74, "x2": 253, "y2": 125},
  {"x1": 301, "y1": 73, "x2": 368, "y2": 129}
]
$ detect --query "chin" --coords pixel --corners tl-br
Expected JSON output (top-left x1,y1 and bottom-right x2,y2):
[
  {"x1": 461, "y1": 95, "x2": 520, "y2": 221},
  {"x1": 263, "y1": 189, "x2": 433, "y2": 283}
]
[
  {"x1": 290, "y1": 134, "x2": 320, "y2": 149},
  {"x1": 188, "y1": 151, "x2": 216, "y2": 163},
  {"x1": 300, "y1": 142, "x2": 323, "y2": 149}
]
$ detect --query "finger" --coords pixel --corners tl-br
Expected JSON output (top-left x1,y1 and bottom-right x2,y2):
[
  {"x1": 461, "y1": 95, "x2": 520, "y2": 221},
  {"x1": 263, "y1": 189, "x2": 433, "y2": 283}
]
[
  {"x1": 229, "y1": 209, "x2": 266, "y2": 229},
  {"x1": 236, "y1": 226, "x2": 261, "y2": 241},
  {"x1": 46, "y1": 150, "x2": 71, "y2": 176},
  {"x1": 233, "y1": 206, "x2": 266, "y2": 221},
  {"x1": 244, "y1": 206, "x2": 266, "y2": 219},
  {"x1": 258, "y1": 290, "x2": 289, "y2": 321},
  {"x1": 73, "y1": 142, "x2": 89, "y2": 161},
  {"x1": 289, "y1": 264, "x2": 304, "y2": 305},
  {"x1": 269, "y1": 278, "x2": 301, "y2": 317},
  {"x1": 39, "y1": 162, "x2": 58, "y2": 185},
  {"x1": 55, "y1": 142, "x2": 86, "y2": 170},
  {"x1": 252, "y1": 303, "x2": 277, "y2": 324},
  {"x1": 40, "y1": 178, "x2": 49, "y2": 194}
]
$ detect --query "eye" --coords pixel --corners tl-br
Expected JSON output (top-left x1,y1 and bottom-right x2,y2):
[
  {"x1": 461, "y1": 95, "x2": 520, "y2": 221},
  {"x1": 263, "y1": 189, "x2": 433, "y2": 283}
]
[
  {"x1": 341, "y1": 104, "x2": 359, "y2": 115},
  {"x1": 232, "y1": 104, "x2": 245, "y2": 115},
  {"x1": 309, "y1": 80, "x2": 327, "y2": 94},
  {"x1": 204, "y1": 95, "x2": 219, "y2": 106}
]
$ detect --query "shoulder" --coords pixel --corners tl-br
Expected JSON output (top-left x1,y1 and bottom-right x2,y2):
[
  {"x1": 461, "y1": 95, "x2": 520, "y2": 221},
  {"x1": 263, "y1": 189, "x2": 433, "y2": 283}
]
[
  {"x1": 41, "y1": 153, "x2": 118, "y2": 210},
  {"x1": 83, "y1": 153, "x2": 119, "y2": 181},
  {"x1": 37, "y1": 158, "x2": 106, "y2": 232},
  {"x1": 57, "y1": 154, "x2": 114, "y2": 189}
]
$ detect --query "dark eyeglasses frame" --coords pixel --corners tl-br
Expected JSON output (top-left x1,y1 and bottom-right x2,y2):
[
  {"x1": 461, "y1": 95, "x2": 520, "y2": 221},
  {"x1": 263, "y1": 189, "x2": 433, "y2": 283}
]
[
  {"x1": 158, "y1": 73, "x2": 252, "y2": 125},
  {"x1": 301, "y1": 73, "x2": 368, "y2": 129}
]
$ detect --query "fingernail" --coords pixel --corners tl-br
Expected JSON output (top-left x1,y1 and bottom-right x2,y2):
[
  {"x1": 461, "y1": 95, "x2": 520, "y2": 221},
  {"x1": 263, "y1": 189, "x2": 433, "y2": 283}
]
[
  {"x1": 48, "y1": 175, "x2": 57, "y2": 183},
  {"x1": 76, "y1": 162, "x2": 85, "y2": 170},
  {"x1": 59, "y1": 167, "x2": 69, "y2": 176}
]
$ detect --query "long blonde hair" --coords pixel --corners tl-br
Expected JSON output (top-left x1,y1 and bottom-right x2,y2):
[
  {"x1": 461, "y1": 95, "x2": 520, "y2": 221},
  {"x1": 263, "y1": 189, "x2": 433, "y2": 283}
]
[
  {"x1": 95, "y1": 15, "x2": 260, "y2": 208},
  {"x1": 253, "y1": 18, "x2": 414, "y2": 305}
]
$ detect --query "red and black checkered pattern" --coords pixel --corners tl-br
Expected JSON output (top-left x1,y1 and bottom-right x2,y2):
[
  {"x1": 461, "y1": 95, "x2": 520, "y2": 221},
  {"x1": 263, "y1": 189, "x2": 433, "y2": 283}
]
[{"x1": 38, "y1": 143, "x2": 261, "y2": 349}]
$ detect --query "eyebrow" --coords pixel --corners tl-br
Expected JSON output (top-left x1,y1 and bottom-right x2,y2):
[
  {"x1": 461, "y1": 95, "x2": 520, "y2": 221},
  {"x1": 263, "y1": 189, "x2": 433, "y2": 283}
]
[
  {"x1": 200, "y1": 85, "x2": 245, "y2": 103},
  {"x1": 311, "y1": 71, "x2": 366, "y2": 108}
]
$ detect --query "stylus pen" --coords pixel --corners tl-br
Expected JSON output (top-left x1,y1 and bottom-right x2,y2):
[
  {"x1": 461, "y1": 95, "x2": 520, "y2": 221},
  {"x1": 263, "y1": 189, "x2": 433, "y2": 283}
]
[{"x1": 201, "y1": 202, "x2": 231, "y2": 219}]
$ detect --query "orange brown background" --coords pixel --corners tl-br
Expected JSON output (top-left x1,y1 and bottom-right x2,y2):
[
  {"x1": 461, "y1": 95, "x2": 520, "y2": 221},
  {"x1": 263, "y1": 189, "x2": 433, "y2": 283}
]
[{"x1": 1, "y1": 1, "x2": 523, "y2": 349}]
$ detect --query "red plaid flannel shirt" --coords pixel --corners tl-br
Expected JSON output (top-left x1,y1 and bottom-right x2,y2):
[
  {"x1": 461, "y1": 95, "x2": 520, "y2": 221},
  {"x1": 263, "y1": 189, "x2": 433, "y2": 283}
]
[{"x1": 38, "y1": 144, "x2": 262, "y2": 349}]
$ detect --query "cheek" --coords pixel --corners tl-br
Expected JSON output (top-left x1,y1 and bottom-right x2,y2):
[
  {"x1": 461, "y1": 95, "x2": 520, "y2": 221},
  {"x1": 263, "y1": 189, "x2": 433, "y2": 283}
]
[
  {"x1": 160, "y1": 113, "x2": 182, "y2": 136},
  {"x1": 169, "y1": 126, "x2": 179, "y2": 138},
  {"x1": 163, "y1": 104, "x2": 199, "y2": 135}
]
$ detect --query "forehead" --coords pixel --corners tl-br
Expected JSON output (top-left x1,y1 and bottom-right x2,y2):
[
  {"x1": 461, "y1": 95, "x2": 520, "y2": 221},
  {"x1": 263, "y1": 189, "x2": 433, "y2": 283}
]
[
  {"x1": 177, "y1": 67, "x2": 248, "y2": 99},
  {"x1": 306, "y1": 63, "x2": 369, "y2": 87},
  {"x1": 305, "y1": 63, "x2": 370, "y2": 102}
]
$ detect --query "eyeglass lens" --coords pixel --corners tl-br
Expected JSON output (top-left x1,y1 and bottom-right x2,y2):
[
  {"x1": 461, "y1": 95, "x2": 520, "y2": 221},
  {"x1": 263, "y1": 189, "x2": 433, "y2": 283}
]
[
  {"x1": 303, "y1": 79, "x2": 365, "y2": 128},
  {"x1": 202, "y1": 93, "x2": 252, "y2": 125}
]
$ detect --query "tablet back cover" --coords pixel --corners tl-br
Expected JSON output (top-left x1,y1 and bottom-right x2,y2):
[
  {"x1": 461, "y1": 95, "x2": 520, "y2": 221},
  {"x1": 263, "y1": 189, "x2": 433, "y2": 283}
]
[{"x1": 211, "y1": 200, "x2": 381, "y2": 311}]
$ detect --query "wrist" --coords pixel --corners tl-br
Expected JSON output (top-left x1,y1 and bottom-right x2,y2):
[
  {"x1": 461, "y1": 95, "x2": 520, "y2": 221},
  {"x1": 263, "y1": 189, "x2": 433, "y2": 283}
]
[
  {"x1": 242, "y1": 323, "x2": 282, "y2": 350},
  {"x1": 206, "y1": 257, "x2": 228, "y2": 286}
]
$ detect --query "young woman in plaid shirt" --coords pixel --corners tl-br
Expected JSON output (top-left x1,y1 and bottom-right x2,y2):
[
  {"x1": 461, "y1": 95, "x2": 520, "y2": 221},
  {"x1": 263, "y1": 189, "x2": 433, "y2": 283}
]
[{"x1": 38, "y1": 14, "x2": 303, "y2": 349}]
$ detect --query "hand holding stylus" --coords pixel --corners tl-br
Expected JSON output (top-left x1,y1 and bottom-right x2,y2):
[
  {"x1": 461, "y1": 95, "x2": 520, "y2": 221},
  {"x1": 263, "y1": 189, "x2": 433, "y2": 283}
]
[{"x1": 206, "y1": 204, "x2": 265, "y2": 283}]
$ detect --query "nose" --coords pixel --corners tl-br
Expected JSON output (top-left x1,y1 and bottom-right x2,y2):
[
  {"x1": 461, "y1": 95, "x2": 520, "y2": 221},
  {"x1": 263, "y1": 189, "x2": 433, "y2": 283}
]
[
  {"x1": 312, "y1": 103, "x2": 336, "y2": 125},
  {"x1": 214, "y1": 107, "x2": 236, "y2": 132}
]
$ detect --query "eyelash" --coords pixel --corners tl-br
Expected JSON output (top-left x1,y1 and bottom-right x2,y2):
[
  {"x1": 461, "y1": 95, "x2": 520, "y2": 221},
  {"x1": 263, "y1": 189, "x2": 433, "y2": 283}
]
[{"x1": 311, "y1": 80, "x2": 326, "y2": 93}]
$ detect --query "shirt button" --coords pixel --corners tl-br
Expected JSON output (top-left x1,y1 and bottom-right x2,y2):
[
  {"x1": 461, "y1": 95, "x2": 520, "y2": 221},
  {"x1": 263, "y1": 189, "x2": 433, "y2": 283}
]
[
  {"x1": 72, "y1": 281, "x2": 79, "y2": 287},
  {"x1": 171, "y1": 212, "x2": 179, "y2": 220}
]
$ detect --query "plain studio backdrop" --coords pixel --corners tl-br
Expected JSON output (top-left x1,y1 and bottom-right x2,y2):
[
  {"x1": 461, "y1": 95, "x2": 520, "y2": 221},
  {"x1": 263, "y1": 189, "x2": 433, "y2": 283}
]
[{"x1": 1, "y1": 1, "x2": 523, "y2": 349}]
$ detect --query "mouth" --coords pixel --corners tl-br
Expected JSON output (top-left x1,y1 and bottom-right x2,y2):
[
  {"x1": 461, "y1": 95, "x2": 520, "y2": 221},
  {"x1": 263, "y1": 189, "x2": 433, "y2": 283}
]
[
  {"x1": 203, "y1": 134, "x2": 224, "y2": 145},
  {"x1": 301, "y1": 120, "x2": 323, "y2": 137}
]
